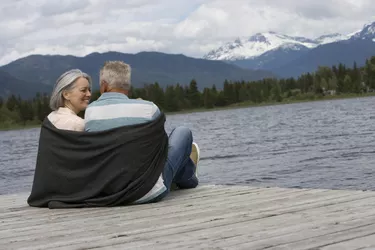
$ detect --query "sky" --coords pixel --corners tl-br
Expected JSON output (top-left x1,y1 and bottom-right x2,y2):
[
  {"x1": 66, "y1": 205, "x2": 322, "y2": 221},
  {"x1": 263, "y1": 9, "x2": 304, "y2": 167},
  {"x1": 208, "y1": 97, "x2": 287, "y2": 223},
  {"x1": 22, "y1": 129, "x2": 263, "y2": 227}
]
[{"x1": 0, "y1": 0, "x2": 374, "y2": 66}]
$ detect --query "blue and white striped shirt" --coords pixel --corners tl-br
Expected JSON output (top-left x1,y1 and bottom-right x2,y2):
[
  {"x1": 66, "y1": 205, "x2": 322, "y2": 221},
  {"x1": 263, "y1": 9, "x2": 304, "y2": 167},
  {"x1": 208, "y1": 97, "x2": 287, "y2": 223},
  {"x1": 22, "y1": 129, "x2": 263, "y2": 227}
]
[{"x1": 84, "y1": 92, "x2": 166, "y2": 203}]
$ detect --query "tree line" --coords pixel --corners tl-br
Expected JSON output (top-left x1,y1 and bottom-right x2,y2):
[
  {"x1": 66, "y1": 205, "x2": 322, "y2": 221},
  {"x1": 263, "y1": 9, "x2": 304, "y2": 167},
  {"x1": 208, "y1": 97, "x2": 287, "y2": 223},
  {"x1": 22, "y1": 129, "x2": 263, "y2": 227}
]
[
  {"x1": 129, "y1": 56, "x2": 375, "y2": 110},
  {"x1": 1, "y1": 56, "x2": 375, "y2": 128}
]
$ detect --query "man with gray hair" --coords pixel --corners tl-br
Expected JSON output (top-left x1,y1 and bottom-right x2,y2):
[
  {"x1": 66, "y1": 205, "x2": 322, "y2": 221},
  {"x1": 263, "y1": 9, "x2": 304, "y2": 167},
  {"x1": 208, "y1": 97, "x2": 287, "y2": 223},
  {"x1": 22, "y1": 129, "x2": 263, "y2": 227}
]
[{"x1": 84, "y1": 61, "x2": 200, "y2": 204}]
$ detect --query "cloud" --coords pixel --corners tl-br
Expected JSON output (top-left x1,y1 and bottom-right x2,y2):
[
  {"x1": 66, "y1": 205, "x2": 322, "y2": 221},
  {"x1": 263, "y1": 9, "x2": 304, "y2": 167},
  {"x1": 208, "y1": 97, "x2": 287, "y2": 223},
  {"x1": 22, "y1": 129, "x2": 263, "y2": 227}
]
[
  {"x1": 40, "y1": 0, "x2": 89, "y2": 16},
  {"x1": 0, "y1": 0, "x2": 374, "y2": 65}
]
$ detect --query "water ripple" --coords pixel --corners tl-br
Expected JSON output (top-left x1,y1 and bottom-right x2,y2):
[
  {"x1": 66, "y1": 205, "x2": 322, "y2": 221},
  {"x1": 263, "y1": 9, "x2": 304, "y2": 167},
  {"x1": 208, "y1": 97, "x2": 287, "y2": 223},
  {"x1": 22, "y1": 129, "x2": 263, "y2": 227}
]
[{"x1": 2, "y1": 97, "x2": 375, "y2": 194}]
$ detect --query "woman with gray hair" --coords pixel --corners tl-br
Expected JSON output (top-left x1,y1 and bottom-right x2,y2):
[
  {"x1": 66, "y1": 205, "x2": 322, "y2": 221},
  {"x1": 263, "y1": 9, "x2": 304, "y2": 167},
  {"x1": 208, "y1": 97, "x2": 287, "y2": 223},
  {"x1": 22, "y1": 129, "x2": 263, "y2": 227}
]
[{"x1": 47, "y1": 69, "x2": 92, "y2": 131}]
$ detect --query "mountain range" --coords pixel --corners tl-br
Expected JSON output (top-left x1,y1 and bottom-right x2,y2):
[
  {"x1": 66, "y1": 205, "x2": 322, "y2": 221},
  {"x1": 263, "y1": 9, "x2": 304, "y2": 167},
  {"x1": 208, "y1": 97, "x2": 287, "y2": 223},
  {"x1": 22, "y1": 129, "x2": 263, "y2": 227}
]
[
  {"x1": 1, "y1": 21, "x2": 375, "y2": 99},
  {"x1": 0, "y1": 70, "x2": 52, "y2": 99},
  {"x1": 0, "y1": 52, "x2": 273, "y2": 99},
  {"x1": 204, "y1": 21, "x2": 375, "y2": 77}
]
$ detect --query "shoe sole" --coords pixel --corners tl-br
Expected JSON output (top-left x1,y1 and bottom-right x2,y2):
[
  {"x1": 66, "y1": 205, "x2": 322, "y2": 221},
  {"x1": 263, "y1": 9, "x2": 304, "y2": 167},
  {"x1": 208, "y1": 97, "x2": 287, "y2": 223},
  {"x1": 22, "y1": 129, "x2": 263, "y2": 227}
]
[
  {"x1": 191, "y1": 143, "x2": 200, "y2": 164},
  {"x1": 190, "y1": 142, "x2": 200, "y2": 177}
]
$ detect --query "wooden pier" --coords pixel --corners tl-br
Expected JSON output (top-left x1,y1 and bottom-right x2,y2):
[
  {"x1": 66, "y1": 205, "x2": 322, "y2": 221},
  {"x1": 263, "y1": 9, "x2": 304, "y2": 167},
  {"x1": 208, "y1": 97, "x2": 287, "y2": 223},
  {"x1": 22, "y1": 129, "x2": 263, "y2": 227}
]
[{"x1": 1, "y1": 185, "x2": 375, "y2": 249}]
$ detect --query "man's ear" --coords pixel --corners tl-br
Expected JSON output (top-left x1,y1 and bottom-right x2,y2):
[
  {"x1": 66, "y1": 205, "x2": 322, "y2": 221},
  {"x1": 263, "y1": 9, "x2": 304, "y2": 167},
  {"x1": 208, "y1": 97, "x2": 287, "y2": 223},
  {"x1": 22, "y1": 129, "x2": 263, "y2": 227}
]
[{"x1": 100, "y1": 80, "x2": 107, "y2": 94}]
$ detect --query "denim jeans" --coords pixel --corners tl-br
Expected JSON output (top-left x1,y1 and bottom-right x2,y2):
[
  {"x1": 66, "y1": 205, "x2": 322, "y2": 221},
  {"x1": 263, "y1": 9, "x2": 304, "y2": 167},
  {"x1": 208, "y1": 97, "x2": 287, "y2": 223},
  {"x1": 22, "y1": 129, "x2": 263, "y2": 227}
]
[{"x1": 150, "y1": 126, "x2": 198, "y2": 202}]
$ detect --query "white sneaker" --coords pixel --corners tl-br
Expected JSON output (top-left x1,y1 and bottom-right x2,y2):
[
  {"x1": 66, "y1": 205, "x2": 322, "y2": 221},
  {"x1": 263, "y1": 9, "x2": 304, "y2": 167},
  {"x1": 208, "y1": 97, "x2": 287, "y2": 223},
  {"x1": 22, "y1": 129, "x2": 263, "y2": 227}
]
[{"x1": 190, "y1": 142, "x2": 200, "y2": 177}]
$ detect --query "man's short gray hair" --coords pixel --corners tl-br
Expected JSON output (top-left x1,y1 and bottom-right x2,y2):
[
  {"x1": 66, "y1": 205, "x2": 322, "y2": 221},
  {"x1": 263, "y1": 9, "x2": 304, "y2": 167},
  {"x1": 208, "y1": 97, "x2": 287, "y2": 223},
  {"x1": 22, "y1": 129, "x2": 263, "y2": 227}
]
[
  {"x1": 49, "y1": 69, "x2": 92, "y2": 110},
  {"x1": 100, "y1": 61, "x2": 131, "y2": 90}
]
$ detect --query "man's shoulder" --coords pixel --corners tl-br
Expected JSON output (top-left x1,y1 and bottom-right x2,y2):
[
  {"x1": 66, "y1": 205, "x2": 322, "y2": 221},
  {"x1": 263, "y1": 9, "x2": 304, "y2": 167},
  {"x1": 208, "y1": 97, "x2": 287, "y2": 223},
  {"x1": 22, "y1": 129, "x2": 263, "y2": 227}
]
[
  {"x1": 87, "y1": 97, "x2": 157, "y2": 108},
  {"x1": 129, "y1": 98, "x2": 158, "y2": 107},
  {"x1": 85, "y1": 97, "x2": 160, "y2": 122}
]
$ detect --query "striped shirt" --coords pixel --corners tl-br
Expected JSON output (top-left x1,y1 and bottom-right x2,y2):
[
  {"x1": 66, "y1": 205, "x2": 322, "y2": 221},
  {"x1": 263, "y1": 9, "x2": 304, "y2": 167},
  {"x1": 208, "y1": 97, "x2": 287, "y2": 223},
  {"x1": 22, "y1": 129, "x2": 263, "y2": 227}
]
[{"x1": 84, "y1": 92, "x2": 166, "y2": 204}]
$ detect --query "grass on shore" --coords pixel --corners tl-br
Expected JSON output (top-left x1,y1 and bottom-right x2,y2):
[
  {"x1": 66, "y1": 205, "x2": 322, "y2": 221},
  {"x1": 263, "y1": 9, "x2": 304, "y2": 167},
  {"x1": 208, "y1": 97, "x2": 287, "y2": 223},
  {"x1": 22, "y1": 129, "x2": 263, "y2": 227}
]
[
  {"x1": 0, "y1": 121, "x2": 41, "y2": 132},
  {"x1": 2, "y1": 92, "x2": 375, "y2": 131}
]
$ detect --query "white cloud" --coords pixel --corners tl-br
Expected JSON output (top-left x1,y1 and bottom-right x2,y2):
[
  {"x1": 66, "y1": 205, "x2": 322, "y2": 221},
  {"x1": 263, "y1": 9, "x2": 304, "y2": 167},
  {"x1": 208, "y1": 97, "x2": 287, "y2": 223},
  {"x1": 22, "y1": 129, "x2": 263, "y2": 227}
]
[{"x1": 0, "y1": 0, "x2": 374, "y2": 65}]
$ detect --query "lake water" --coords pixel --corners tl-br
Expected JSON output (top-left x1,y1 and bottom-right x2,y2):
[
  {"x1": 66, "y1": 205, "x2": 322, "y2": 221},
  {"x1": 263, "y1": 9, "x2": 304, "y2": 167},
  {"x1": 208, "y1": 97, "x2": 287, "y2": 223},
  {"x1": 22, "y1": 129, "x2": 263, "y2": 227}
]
[{"x1": 1, "y1": 97, "x2": 375, "y2": 195}]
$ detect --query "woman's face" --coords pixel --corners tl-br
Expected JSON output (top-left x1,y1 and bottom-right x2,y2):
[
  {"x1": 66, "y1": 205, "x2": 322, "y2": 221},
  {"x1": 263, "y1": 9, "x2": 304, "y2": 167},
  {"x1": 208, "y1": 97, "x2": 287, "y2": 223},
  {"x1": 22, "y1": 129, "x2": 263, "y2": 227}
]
[{"x1": 63, "y1": 77, "x2": 91, "y2": 114}]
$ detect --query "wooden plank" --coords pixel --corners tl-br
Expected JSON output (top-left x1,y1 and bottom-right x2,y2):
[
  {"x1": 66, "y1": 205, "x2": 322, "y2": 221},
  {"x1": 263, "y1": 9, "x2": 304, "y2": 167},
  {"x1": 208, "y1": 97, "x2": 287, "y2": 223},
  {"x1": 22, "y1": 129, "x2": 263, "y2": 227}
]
[
  {"x1": 71, "y1": 198, "x2": 375, "y2": 250},
  {"x1": 4, "y1": 190, "x2": 375, "y2": 249},
  {"x1": 0, "y1": 187, "x2": 345, "y2": 238},
  {"x1": 0, "y1": 189, "x2": 368, "y2": 231},
  {"x1": 153, "y1": 199, "x2": 375, "y2": 250},
  {"x1": 0, "y1": 185, "x2": 266, "y2": 213},
  {"x1": 0, "y1": 185, "x2": 240, "y2": 209},
  {"x1": 0, "y1": 188, "x2": 326, "y2": 242},
  {"x1": 0, "y1": 187, "x2": 321, "y2": 228},
  {"x1": 249, "y1": 224, "x2": 375, "y2": 250},
  {"x1": 318, "y1": 233, "x2": 375, "y2": 250},
  {"x1": 1, "y1": 185, "x2": 375, "y2": 250}
]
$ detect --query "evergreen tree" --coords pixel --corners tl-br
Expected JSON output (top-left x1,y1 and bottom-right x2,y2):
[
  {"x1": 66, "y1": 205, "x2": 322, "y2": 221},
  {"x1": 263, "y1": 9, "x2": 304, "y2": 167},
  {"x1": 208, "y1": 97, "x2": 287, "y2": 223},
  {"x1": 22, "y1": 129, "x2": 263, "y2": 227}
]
[
  {"x1": 320, "y1": 78, "x2": 328, "y2": 92},
  {"x1": 210, "y1": 84, "x2": 218, "y2": 105},
  {"x1": 271, "y1": 83, "x2": 283, "y2": 102},
  {"x1": 35, "y1": 93, "x2": 43, "y2": 122},
  {"x1": 188, "y1": 79, "x2": 201, "y2": 108},
  {"x1": 203, "y1": 88, "x2": 214, "y2": 109},
  {"x1": 223, "y1": 79, "x2": 232, "y2": 105},
  {"x1": 238, "y1": 84, "x2": 248, "y2": 102},
  {"x1": 151, "y1": 82, "x2": 165, "y2": 108},
  {"x1": 164, "y1": 85, "x2": 179, "y2": 112},
  {"x1": 328, "y1": 75, "x2": 338, "y2": 91},
  {"x1": 174, "y1": 84, "x2": 185, "y2": 110},
  {"x1": 41, "y1": 93, "x2": 51, "y2": 121},
  {"x1": 18, "y1": 100, "x2": 34, "y2": 124},
  {"x1": 6, "y1": 95, "x2": 18, "y2": 111},
  {"x1": 313, "y1": 76, "x2": 323, "y2": 95},
  {"x1": 364, "y1": 59, "x2": 375, "y2": 90},
  {"x1": 343, "y1": 75, "x2": 352, "y2": 93},
  {"x1": 351, "y1": 62, "x2": 362, "y2": 93}
]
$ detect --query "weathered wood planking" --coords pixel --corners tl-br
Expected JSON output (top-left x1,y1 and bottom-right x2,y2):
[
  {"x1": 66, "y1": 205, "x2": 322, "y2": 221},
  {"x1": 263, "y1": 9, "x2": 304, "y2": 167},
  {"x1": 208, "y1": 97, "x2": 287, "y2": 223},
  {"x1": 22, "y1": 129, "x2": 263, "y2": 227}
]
[{"x1": 1, "y1": 185, "x2": 375, "y2": 250}]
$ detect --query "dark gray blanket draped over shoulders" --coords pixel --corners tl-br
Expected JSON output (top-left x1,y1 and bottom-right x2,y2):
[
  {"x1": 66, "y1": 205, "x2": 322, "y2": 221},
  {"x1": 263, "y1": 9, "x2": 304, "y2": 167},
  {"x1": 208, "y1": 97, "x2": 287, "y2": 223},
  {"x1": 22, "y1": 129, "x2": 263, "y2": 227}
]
[{"x1": 27, "y1": 113, "x2": 168, "y2": 209}]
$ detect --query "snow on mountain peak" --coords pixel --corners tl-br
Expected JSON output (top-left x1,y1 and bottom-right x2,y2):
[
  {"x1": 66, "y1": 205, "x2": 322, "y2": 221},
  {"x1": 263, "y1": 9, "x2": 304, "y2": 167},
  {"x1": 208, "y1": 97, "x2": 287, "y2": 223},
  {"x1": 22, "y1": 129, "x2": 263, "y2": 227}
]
[
  {"x1": 203, "y1": 32, "x2": 318, "y2": 61},
  {"x1": 351, "y1": 21, "x2": 375, "y2": 40},
  {"x1": 203, "y1": 21, "x2": 375, "y2": 61},
  {"x1": 248, "y1": 33, "x2": 269, "y2": 44},
  {"x1": 315, "y1": 33, "x2": 350, "y2": 44}
]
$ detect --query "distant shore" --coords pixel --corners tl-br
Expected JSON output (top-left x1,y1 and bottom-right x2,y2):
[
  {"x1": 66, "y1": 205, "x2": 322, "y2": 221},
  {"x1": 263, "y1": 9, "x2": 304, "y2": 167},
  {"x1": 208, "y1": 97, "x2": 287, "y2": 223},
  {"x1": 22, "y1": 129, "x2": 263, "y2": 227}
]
[
  {"x1": 0, "y1": 122, "x2": 41, "y2": 132},
  {"x1": 166, "y1": 92, "x2": 375, "y2": 115},
  {"x1": 2, "y1": 92, "x2": 375, "y2": 132}
]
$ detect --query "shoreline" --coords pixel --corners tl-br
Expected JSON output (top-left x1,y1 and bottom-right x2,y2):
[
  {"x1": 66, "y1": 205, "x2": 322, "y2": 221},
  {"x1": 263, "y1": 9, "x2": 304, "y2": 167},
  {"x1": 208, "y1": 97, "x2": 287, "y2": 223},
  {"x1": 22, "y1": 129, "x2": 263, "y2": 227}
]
[
  {"x1": 0, "y1": 123, "x2": 41, "y2": 132},
  {"x1": 1, "y1": 93, "x2": 375, "y2": 131},
  {"x1": 166, "y1": 92, "x2": 375, "y2": 115}
]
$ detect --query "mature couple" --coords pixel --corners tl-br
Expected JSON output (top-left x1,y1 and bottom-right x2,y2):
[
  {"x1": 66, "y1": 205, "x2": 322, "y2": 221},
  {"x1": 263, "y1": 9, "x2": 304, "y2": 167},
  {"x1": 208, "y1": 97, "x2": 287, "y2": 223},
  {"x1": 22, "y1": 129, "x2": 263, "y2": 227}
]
[{"x1": 27, "y1": 61, "x2": 200, "y2": 208}]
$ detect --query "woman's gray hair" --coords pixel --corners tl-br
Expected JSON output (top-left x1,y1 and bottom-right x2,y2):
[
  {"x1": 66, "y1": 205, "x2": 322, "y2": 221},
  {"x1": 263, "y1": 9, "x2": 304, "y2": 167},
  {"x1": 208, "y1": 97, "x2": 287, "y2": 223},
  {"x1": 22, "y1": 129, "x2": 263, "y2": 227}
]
[{"x1": 49, "y1": 69, "x2": 92, "y2": 110}]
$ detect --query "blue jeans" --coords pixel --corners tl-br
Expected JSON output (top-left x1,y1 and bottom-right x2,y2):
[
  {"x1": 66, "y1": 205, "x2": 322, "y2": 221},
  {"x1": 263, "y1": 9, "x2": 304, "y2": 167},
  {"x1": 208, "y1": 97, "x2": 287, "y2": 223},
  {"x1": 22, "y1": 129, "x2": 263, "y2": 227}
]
[{"x1": 151, "y1": 126, "x2": 198, "y2": 202}]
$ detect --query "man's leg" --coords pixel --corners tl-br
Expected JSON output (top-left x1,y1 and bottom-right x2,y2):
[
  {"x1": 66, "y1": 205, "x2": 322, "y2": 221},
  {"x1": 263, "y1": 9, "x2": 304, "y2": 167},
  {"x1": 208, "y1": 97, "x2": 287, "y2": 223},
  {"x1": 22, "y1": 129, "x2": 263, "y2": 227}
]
[
  {"x1": 150, "y1": 126, "x2": 198, "y2": 203},
  {"x1": 163, "y1": 126, "x2": 199, "y2": 190}
]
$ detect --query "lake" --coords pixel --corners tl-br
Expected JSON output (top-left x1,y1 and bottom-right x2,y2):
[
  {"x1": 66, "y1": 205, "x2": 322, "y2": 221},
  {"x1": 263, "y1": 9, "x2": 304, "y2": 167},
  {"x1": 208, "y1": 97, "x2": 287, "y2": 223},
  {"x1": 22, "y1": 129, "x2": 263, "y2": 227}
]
[{"x1": 1, "y1": 96, "x2": 375, "y2": 195}]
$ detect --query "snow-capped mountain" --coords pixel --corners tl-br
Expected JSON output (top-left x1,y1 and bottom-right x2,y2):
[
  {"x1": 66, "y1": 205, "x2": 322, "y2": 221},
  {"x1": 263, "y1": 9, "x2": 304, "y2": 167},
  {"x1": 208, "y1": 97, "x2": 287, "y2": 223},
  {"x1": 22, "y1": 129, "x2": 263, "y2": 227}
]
[
  {"x1": 206, "y1": 21, "x2": 375, "y2": 78},
  {"x1": 203, "y1": 31, "x2": 350, "y2": 61},
  {"x1": 350, "y1": 21, "x2": 375, "y2": 41},
  {"x1": 314, "y1": 33, "x2": 350, "y2": 44},
  {"x1": 203, "y1": 32, "x2": 320, "y2": 61},
  {"x1": 270, "y1": 21, "x2": 375, "y2": 77}
]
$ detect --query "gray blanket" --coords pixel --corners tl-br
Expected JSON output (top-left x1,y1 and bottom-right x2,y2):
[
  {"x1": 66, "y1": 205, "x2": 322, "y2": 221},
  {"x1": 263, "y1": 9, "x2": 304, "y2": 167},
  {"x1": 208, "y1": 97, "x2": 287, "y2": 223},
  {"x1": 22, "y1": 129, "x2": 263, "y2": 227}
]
[{"x1": 27, "y1": 113, "x2": 168, "y2": 208}]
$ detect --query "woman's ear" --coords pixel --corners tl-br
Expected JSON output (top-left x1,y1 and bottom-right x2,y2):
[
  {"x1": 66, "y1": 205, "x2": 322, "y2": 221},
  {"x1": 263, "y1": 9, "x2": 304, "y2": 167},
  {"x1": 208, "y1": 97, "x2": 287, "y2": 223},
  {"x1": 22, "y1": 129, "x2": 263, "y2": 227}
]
[{"x1": 62, "y1": 90, "x2": 70, "y2": 101}]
